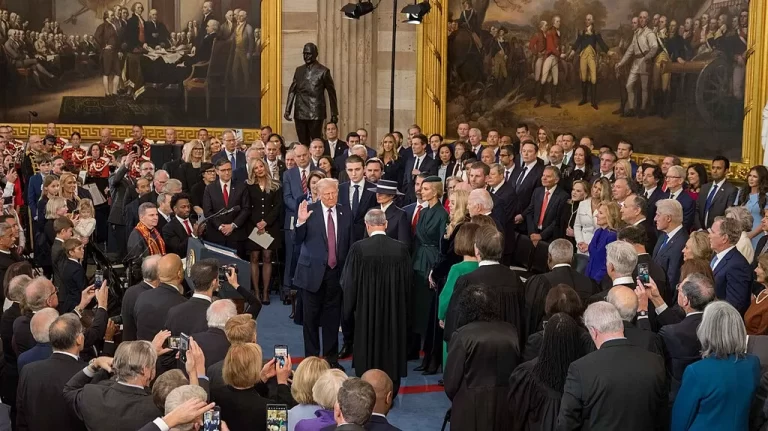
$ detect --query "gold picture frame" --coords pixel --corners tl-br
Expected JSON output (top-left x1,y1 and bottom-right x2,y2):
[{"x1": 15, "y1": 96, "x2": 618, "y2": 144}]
[{"x1": 416, "y1": 0, "x2": 767, "y2": 179}]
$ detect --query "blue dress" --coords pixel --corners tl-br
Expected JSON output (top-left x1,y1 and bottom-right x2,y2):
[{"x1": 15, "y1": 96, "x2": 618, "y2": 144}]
[
  {"x1": 671, "y1": 354, "x2": 760, "y2": 431},
  {"x1": 584, "y1": 228, "x2": 617, "y2": 283},
  {"x1": 743, "y1": 193, "x2": 767, "y2": 248}
]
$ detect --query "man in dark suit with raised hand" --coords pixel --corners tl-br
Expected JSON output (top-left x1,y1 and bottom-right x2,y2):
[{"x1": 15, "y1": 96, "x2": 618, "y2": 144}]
[
  {"x1": 202, "y1": 158, "x2": 251, "y2": 255},
  {"x1": 293, "y1": 178, "x2": 352, "y2": 368},
  {"x1": 524, "y1": 166, "x2": 569, "y2": 243},
  {"x1": 557, "y1": 301, "x2": 668, "y2": 430},
  {"x1": 695, "y1": 156, "x2": 738, "y2": 230},
  {"x1": 339, "y1": 155, "x2": 378, "y2": 243},
  {"x1": 709, "y1": 216, "x2": 752, "y2": 314},
  {"x1": 511, "y1": 141, "x2": 545, "y2": 234},
  {"x1": 652, "y1": 199, "x2": 688, "y2": 291},
  {"x1": 17, "y1": 313, "x2": 88, "y2": 431},
  {"x1": 401, "y1": 134, "x2": 438, "y2": 205},
  {"x1": 369, "y1": 180, "x2": 410, "y2": 248}
]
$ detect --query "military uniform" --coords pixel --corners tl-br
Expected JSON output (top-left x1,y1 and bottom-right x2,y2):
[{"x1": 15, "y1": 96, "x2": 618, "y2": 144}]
[
  {"x1": 571, "y1": 26, "x2": 608, "y2": 108},
  {"x1": 617, "y1": 26, "x2": 658, "y2": 116},
  {"x1": 536, "y1": 26, "x2": 562, "y2": 108},
  {"x1": 528, "y1": 29, "x2": 546, "y2": 95}
]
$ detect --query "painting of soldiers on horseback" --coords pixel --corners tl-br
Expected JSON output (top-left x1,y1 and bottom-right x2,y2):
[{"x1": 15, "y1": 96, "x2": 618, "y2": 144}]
[{"x1": 446, "y1": 0, "x2": 749, "y2": 159}]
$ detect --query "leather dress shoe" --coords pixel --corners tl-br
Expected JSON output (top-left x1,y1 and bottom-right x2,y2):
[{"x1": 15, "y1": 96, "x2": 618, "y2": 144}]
[{"x1": 339, "y1": 343, "x2": 353, "y2": 359}]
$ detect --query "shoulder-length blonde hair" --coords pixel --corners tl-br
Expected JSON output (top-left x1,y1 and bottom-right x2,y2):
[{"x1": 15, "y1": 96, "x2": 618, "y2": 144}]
[
  {"x1": 446, "y1": 189, "x2": 469, "y2": 237},
  {"x1": 223, "y1": 343, "x2": 263, "y2": 388},
  {"x1": 687, "y1": 231, "x2": 713, "y2": 261},
  {"x1": 614, "y1": 159, "x2": 632, "y2": 180},
  {"x1": 247, "y1": 158, "x2": 280, "y2": 192},
  {"x1": 290, "y1": 356, "x2": 331, "y2": 405},
  {"x1": 599, "y1": 200, "x2": 624, "y2": 230},
  {"x1": 536, "y1": 126, "x2": 553, "y2": 153},
  {"x1": 59, "y1": 172, "x2": 79, "y2": 201},
  {"x1": 45, "y1": 196, "x2": 67, "y2": 220},
  {"x1": 183, "y1": 139, "x2": 204, "y2": 163},
  {"x1": 205, "y1": 137, "x2": 222, "y2": 162},
  {"x1": 77, "y1": 198, "x2": 95, "y2": 217},
  {"x1": 377, "y1": 133, "x2": 400, "y2": 161}
]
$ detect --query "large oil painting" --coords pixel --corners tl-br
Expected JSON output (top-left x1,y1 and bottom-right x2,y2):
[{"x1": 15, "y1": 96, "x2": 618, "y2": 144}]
[
  {"x1": 0, "y1": 0, "x2": 261, "y2": 127},
  {"x1": 446, "y1": 0, "x2": 749, "y2": 159}
]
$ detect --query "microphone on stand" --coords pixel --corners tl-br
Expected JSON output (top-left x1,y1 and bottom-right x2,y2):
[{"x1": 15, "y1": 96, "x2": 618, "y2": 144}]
[{"x1": 199, "y1": 205, "x2": 241, "y2": 227}]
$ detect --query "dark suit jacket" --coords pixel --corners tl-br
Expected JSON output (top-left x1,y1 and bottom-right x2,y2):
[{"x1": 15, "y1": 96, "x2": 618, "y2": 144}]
[
  {"x1": 63, "y1": 369, "x2": 161, "y2": 431},
  {"x1": 164, "y1": 296, "x2": 211, "y2": 336},
  {"x1": 108, "y1": 165, "x2": 135, "y2": 225},
  {"x1": 325, "y1": 139, "x2": 347, "y2": 160},
  {"x1": 558, "y1": 338, "x2": 668, "y2": 430},
  {"x1": 382, "y1": 203, "x2": 411, "y2": 248},
  {"x1": 510, "y1": 161, "x2": 545, "y2": 232},
  {"x1": 321, "y1": 415, "x2": 400, "y2": 431},
  {"x1": 125, "y1": 15, "x2": 146, "y2": 51},
  {"x1": 400, "y1": 155, "x2": 438, "y2": 204},
  {"x1": 524, "y1": 265, "x2": 597, "y2": 336},
  {"x1": 211, "y1": 150, "x2": 246, "y2": 171},
  {"x1": 144, "y1": 20, "x2": 169, "y2": 47},
  {"x1": 645, "y1": 186, "x2": 666, "y2": 223},
  {"x1": 202, "y1": 180, "x2": 251, "y2": 243},
  {"x1": 754, "y1": 235, "x2": 768, "y2": 269},
  {"x1": 58, "y1": 259, "x2": 86, "y2": 313},
  {"x1": 599, "y1": 253, "x2": 670, "y2": 305},
  {"x1": 282, "y1": 166, "x2": 318, "y2": 229},
  {"x1": 121, "y1": 281, "x2": 153, "y2": 342},
  {"x1": 712, "y1": 247, "x2": 752, "y2": 314},
  {"x1": 162, "y1": 216, "x2": 194, "y2": 256},
  {"x1": 190, "y1": 327, "x2": 230, "y2": 370},
  {"x1": 17, "y1": 352, "x2": 87, "y2": 431},
  {"x1": 695, "y1": 180, "x2": 738, "y2": 230},
  {"x1": 623, "y1": 321, "x2": 663, "y2": 356},
  {"x1": 491, "y1": 179, "x2": 516, "y2": 213},
  {"x1": 658, "y1": 312, "x2": 703, "y2": 402},
  {"x1": 666, "y1": 189, "x2": 696, "y2": 231},
  {"x1": 524, "y1": 186, "x2": 569, "y2": 241},
  {"x1": 652, "y1": 229, "x2": 688, "y2": 291},
  {"x1": 293, "y1": 202, "x2": 352, "y2": 293},
  {"x1": 133, "y1": 283, "x2": 187, "y2": 341},
  {"x1": 338, "y1": 181, "x2": 378, "y2": 242},
  {"x1": 51, "y1": 238, "x2": 66, "y2": 282},
  {"x1": 16, "y1": 342, "x2": 52, "y2": 371}
]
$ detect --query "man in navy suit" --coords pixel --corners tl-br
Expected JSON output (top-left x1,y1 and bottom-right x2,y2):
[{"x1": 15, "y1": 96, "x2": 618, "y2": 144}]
[
  {"x1": 616, "y1": 140, "x2": 639, "y2": 177},
  {"x1": 340, "y1": 132, "x2": 376, "y2": 160},
  {"x1": 324, "y1": 122, "x2": 348, "y2": 165},
  {"x1": 652, "y1": 199, "x2": 688, "y2": 290},
  {"x1": 211, "y1": 130, "x2": 246, "y2": 173},
  {"x1": 282, "y1": 144, "x2": 318, "y2": 291},
  {"x1": 339, "y1": 155, "x2": 377, "y2": 243},
  {"x1": 27, "y1": 155, "x2": 52, "y2": 226},
  {"x1": 524, "y1": 166, "x2": 569, "y2": 243},
  {"x1": 400, "y1": 134, "x2": 438, "y2": 205},
  {"x1": 695, "y1": 156, "x2": 738, "y2": 230},
  {"x1": 293, "y1": 178, "x2": 352, "y2": 367},
  {"x1": 664, "y1": 165, "x2": 695, "y2": 231},
  {"x1": 512, "y1": 141, "x2": 545, "y2": 234},
  {"x1": 709, "y1": 217, "x2": 752, "y2": 314},
  {"x1": 360, "y1": 369, "x2": 403, "y2": 430},
  {"x1": 370, "y1": 180, "x2": 410, "y2": 248},
  {"x1": 202, "y1": 159, "x2": 251, "y2": 255}
]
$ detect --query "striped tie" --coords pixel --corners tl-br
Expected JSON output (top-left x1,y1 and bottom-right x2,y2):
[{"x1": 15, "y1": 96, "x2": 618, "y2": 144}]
[{"x1": 301, "y1": 169, "x2": 307, "y2": 194}]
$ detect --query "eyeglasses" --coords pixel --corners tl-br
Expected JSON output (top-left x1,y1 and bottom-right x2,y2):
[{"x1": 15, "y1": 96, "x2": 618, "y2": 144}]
[
  {"x1": 665, "y1": 176, "x2": 682, "y2": 180},
  {"x1": 48, "y1": 287, "x2": 59, "y2": 300}
]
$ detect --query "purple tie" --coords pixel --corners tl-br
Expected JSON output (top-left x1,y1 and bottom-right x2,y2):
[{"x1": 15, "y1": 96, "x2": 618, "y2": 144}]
[{"x1": 327, "y1": 208, "x2": 337, "y2": 268}]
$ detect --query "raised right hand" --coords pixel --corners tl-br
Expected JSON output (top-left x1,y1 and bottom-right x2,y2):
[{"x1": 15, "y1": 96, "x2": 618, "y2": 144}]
[{"x1": 297, "y1": 200, "x2": 313, "y2": 223}]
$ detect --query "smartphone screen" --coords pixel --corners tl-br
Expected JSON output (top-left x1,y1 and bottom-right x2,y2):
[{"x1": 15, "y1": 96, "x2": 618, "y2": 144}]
[
  {"x1": 274, "y1": 345, "x2": 288, "y2": 368},
  {"x1": 203, "y1": 406, "x2": 221, "y2": 431},
  {"x1": 266, "y1": 404, "x2": 288, "y2": 431},
  {"x1": 179, "y1": 333, "x2": 190, "y2": 362},
  {"x1": 165, "y1": 336, "x2": 180, "y2": 350},
  {"x1": 94, "y1": 270, "x2": 103, "y2": 288},
  {"x1": 638, "y1": 263, "x2": 650, "y2": 284}
]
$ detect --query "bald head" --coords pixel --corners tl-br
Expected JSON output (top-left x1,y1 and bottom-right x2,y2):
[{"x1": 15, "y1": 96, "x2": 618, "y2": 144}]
[
  {"x1": 606, "y1": 286, "x2": 638, "y2": 322},
  {"x1": 361, "y1": 369, "x2": 393, "y2": 415},
  {"x1": 157, "y1": 254, "x2": 183, "y2": 288},
  {"x1": 30, "y1": 307, "x2": 59, "y2": 343}
]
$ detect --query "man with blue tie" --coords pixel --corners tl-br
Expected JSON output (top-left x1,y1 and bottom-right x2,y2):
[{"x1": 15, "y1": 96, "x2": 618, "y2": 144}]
[
  {"x1": 708, "y1": 217, "x2": 752, "y2": 314},
  {"x1": 28, "y1": 155, "x2": 52, "y2": 227},
  {"x1": 293, "y1": 178, "x2": 352, "y2": 368},
  {"x1": 652, "y1": 199, "x2": 688, "y2": 290},
  {"x1": 664, "y1": 165, "x2": 695, "y2": 231},
  {"x1": 211, "y1": 130, "x2": 246, "y2": 173},
  {"x1": 695, "y1": 156, "x2": 738, "y2": 230}
]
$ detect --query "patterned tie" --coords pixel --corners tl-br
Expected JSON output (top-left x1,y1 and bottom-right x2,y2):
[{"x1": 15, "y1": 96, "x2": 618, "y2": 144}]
[
  {"x1": 411, "y1": 205, "x2": 423, "y2": 234},
  {"x1": 538, "y1": 190, "x2": 550, "y2": 228},
  {"x1": 301, "y1": 169, "x2": 307, "y2": 194},
  {"x1": 271, "y1": 162, "x2": 279, "y2": 179},
  {"x1": 327, "y1": 209, "x2": 337, "y2": 269},
  {"x1": 183, "y1": 219, "x2": 192, "y2": 236},
  {"x1": 352, "y1": 185, "x2": 360, "y2": 215},
  {"x1": 222, "y1": 183, "x2": 229, "y2": 206}
]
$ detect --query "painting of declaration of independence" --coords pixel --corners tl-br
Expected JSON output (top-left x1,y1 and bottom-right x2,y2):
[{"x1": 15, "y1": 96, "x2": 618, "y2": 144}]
[
  {"x1": 446, "y1": 0, "x2": 749, "y2": 160},
  {"x1": 0, "y1": 0, "x2": 261, "y2": 127}
]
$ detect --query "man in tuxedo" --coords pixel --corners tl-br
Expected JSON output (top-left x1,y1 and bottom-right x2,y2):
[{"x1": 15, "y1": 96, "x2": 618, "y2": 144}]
[
  {"x1": 122, "y1": 255, "x2": 161, "y2": 342},
  {"x1": 524, "y1": 166, "x2": 569, "y2": 243},
  {"x1": 524, "y1": 239, "x2": 597, "y2": 336},
  {"x1": 709, "y1": 216, "x2": 752, "y2": 314},
  {"x1": 190, "y1": 300, "x2": 238, "y2": 370},
  {"x1": 282, "y1": 144, "x2": 318, "y2": 291},
  {"x1": 401, "y1": 134, "x2": 438, "y2": 204},
  {"x1": 211, "y1": 130, "x2": 246, "y2": 172},
  {"x1": 664, "y1": 165, "x2": 695, "y2": 231},
  {"x1": 617, "y1": 225, "x2": 669, "y2": 303},
  {"x1": 653, "y1": 199, "x2": 688, "y2": 290},
  {"x1": 369, "y1": 180, "x2": 410, "y2": 247},
  {"x1": 325, "y1": 122, "x2": 347, "y2": 162},
  {"x1": 360, "y1": 369, "x2": 402, "y2": 431},
  {"x1": 621, "y1": 194, "x2": 658, "y2": 253},
  {"x1": 162, "y1": 193, "x2": 197, "y2": 256},
  {"x1": 339, "y1": 155, "x2": 377, "y2": 243},
  {"x1": 695, "y1": 156, "x2": 738, "y2": 230},
  {"x1": 560, "y1": 303, "x2": 668, "y2": 430},
  {"x1": 16, "y1": 313, "x2": 87, "y2": 431},
  {"x1": 293, "y1": 178, "x2": 352, "y2": 367},
  {"x1": 607, "y1": 286, "x2": 663, "y2": 354},
  {"x1": 641, "y1": 163, "x2": 665, "y2": 222},
  {"x1": 202, "y1": 159, "x2": 251, "y2": 255},
  {"x1": 511, "y1": 141, "x2": 544, "y2": 234},
  {"x1": 134, "y1": 254, "x2": 187, "y2": 341},
  {"x1": 444, "y1": 225, "x2": 526, "y2": 346}
]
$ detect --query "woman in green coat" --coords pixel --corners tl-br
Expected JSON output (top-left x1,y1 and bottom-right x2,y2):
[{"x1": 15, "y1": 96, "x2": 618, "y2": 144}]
[
  {"x1": 411, "y1": 176, "x2": 449, "y2": 359},
  {"x1": 437, "y1": 222, "x2": 481, "y2": 368}
]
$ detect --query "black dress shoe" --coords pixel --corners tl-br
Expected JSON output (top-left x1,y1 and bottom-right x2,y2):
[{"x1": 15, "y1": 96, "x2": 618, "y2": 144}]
[
  {"x1": 438, "y1": 379, "x2": 444, "y2": 386},
  {"x1": 422, "y1": 368, "x2": 439, "y2": 376},
  {"x1": 328, "y1": 362, "x2": 345, "y2": 372},
  {"x1": 339, "y1": 344, "x2": 353, "y2": 359},
  {"x1": 413, "y1": 365, "x2": 426, "y2": 372}
]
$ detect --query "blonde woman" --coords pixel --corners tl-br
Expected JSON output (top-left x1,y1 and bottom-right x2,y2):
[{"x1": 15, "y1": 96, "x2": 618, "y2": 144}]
[
  {"x1": 585, "y1": 200, "x2": 623, "y2": 282},
  {"x1": 59, "y1": 172, "x2": 80, "y2": 212},
  {"x1": 247, "y1": 158, "x2": 283, "y2": 304},
  {"x1": 378, "y1": 133, "x2": 401, "y2": 182},
  {"x1": 535, "y1": 126, "x2": 553, "y2": 164},
  {"x1": 294, "y1": 369, "x2": 349, "y2": 430},
  {"x1": 179, "y1": 139, "x2": 206, "y2": 192},
  {"x1": 683, "y1": 231, "x2": 714, "y2": 262},
  {"x1": 205, "y1": 137, "x2": 223, "y2": 162},
  {"x1": 288, "y1": 357, "x2": 331, "y2": 430},
  {"x1": 445, "y1": 189, "x2": 469, "y2": 238},
  {"x1": 574, "y1": 178, "x2": 612, "y2": 270},
  {"x1": 614, "y1": 159, "x2": 632, "y2": 180}
]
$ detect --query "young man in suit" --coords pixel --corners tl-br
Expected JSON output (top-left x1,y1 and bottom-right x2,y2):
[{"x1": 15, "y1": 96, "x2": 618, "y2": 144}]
[
  {"x1": 27, "y1": 155, "x2": 52, "y2": 226},
  {"x1": 709, "y1": 217, "x2": 752, "y2": 314},
  {"x1": 51, "y1": 216, "x2": 75, "y2": 287},
  {"x1": 400, "y1": 134, "x2": 438, "y2": 205},
  {"x1": 641, "y1": 163, "x2": 666, "y2": 222},
  {"x1": 293, "y1": 178, "x2": 352, "y2": 368},
  {"x1": 325, "y1": 122, "x2": 347, "y2": 162},
  {"x1": 558, "y1": 302, "x2": 667, "y2": 431},
  {"x1": 338, "y1": 155, "x2": 378, "y2": 243},
  {"x1": 162, "y1": 193, "x2": 197, "y2": 256},
  {"x1": 370, "y1": 180, "x2": 410, "y2": 248},
  {"x1": 511, "y1": 141, "x2": 545, "y2": 234},
  {"x1": 664, "y1": 165, "x2": 696, "y2": 231},
  {"x1": 202, "y1": 159, "x2": 251, "y2": 256},
  {"x1": 652, "y1": 199, "x2": 688, "y2": 291},
  {"x1": 695, "y1": 156, "x2": 738, "y2": 230},
  {"x1": 211, "y1": 130, "x2": 246, "y2": 173},
  {"x1": 524, "y1": 166, "x2": 569, "y2": 244}
]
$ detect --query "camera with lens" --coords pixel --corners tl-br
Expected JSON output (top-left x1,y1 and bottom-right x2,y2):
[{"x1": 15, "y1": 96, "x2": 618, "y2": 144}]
[{"x1": 218, "y1": 264, "x2": 238, "y2": 284}]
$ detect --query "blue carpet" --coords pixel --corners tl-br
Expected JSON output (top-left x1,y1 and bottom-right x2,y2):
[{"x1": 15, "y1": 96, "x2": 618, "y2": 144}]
[{"x1": 256, "y1": 294, "x2": 452, "y2": 430}]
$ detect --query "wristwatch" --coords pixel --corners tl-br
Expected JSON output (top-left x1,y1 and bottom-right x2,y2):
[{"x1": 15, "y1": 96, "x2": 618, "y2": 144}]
[
  {"x1": 87, "y1": 358, "x2": 97, "y2": 372},
  {"x1": 637, "y1": 310, "x2": 649, "y2": 317}
]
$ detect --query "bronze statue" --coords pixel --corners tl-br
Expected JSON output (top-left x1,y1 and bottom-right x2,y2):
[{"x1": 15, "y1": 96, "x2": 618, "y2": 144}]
[{"x1": 284, "y1": 43, "x2": 339, "y2": 145}]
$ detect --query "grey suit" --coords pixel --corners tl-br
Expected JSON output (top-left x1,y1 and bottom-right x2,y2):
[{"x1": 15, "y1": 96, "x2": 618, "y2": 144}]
[{"x1": 695, "y1": 180, "x2": 738, "y2": 230}]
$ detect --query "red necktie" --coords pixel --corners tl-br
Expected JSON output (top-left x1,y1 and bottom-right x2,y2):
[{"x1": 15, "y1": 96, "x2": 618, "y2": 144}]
[
  {"x1": 183, "y1": 219, "x2": 192, "y2": 236},
  {"x1": 538, "y1": 190, "x2": 550, "y2": 228},
  {"x1": 412, "y1": 205, "x2": 423, "y2": 234},
  {"x1": 223, "y1": 183, "x2": 229, "y2": 206},
  {"x1": 327, "y1": 209, "x2": 337, "y2": 268}
]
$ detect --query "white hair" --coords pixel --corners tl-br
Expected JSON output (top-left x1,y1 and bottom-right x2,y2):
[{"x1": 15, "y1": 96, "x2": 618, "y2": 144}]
[
  {"x1": 548, "y1": 239, "x2": 574, "y2": 265},
  {"x1": 468, "y1": 189, "x2": 493, "y2": 212},
  {"x1": 30, "y1": 308, "x2": 59, "y2": 343},
  {"x1": 206, "y1": 299, "x2": 237, "y2": 330},
  {"x1": 605, "y1": 241, "x2": 638, "y2": 277},
  {"x1": 583, "y1": 301, "x2": 624, "y2": 334}
]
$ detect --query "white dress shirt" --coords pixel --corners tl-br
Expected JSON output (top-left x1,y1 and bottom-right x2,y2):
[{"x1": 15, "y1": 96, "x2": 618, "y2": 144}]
[
  {"x1": 413, "y1": 154, "x2": 426, "y2": 171},
  {"x1": 518, "y1": 161, "x2": 538, "y2": 184},
  {"x1": 711, "y1": 245, "x2": 736, "y2": 270},
  {"x1": 348, "y1": 179, "x2": 366, "y2": 208},
  {"x1": 321, "y1": 203, "x2": 338, "y2": 238}
]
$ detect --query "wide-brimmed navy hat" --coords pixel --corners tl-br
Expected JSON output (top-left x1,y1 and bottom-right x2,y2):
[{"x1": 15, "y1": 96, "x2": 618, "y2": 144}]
[{"x1": 367, "y1": 179, "x2": 404, "y2": 196}]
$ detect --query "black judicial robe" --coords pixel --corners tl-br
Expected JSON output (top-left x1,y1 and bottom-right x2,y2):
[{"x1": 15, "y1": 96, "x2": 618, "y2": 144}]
[{"x1": 341, "y1": 234, "x2": 411, "y2": 381}]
